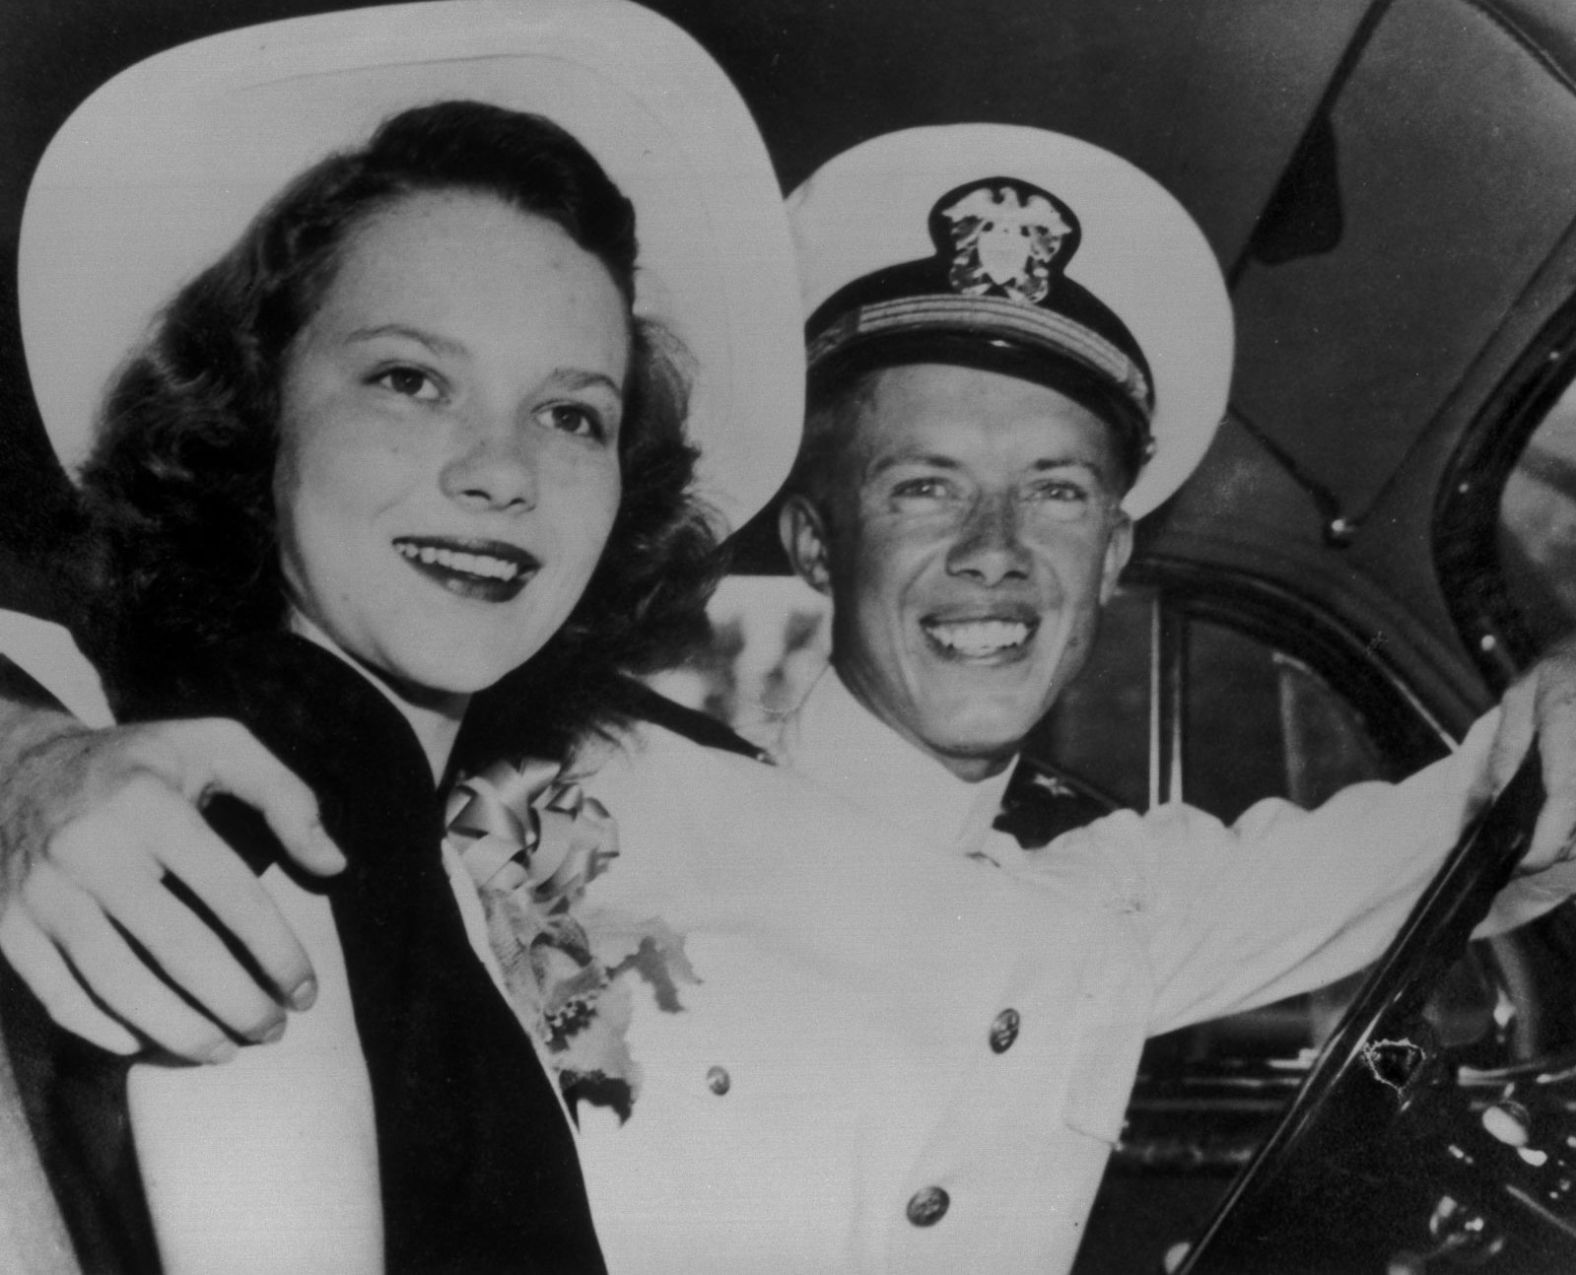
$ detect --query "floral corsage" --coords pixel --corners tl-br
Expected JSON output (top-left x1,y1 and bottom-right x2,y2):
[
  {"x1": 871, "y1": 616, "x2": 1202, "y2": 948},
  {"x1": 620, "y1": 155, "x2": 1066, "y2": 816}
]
[{"x1": 445, "y1": 757, "x2": 696, "y2": 1121}]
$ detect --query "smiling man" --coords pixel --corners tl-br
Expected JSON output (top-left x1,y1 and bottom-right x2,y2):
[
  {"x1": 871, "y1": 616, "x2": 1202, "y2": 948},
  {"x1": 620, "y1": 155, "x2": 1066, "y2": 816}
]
[
  {"x1": 781, "y1": 364, "x2": 1130, "y2": 784},
  {"x1": 785, "y1": 362, "x2": 1131, "y2": 779},
  {"x1": 745, "y1": 123, "x2": 1228, "y2": 855}
]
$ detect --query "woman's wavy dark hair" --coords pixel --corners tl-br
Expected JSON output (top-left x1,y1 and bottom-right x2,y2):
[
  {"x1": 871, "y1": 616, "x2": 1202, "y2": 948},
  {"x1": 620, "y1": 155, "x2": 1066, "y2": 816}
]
[{"x1": 79, "y1": 100, "x2": 722, "y2": 749}]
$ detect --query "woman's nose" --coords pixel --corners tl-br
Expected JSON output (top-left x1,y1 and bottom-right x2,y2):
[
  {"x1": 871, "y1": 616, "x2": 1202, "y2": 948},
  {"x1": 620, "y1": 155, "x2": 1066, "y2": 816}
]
[
  {"x1": 946, "y1": 494, "x2": 1031, "y2": 585},
  {"x1": 439, "y1": 411, "x2": 539, "y2": 512}
]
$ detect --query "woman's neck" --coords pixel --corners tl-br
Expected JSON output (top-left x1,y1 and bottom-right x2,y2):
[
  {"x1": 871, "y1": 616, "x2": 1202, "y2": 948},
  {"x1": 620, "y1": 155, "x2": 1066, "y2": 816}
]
[{"x1": 286, "y1": 610, "x2": 468, "y2": 780}]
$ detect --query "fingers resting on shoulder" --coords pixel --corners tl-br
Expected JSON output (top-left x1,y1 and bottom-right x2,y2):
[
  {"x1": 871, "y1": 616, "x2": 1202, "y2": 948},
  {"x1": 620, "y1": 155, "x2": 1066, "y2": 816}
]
[{"x1": 0, "y1": 707, "x2": 344, "y2": 1062}]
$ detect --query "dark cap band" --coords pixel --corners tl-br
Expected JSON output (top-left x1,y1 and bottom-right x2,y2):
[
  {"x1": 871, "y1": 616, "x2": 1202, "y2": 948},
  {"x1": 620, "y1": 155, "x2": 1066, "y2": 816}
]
[
  {"x1": 802, "y1": 174, "x2": 1155, "y2": 473},
  {"x1": 806, "y1": 328, "x2": 1153, "y2": 485}
]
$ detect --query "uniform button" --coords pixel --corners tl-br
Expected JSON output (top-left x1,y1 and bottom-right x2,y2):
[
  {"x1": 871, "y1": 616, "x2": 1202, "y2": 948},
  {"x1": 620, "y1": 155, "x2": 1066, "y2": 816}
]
[
  {"x1": 706, "y1": 1065, "x2": 731, "y2": 1095},
  {"x1": 906, "y1": 1186, "x2": 950, "y2": 1227},
  {"x1": 989, "y1": 1007, "x2": 1021, "y2": 1053}
]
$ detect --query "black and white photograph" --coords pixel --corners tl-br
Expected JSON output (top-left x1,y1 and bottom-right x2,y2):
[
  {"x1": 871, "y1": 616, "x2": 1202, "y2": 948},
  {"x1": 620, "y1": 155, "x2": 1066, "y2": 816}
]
[{"x1": 4, "y1": 2, "x2": 1576, "y2": 1271}]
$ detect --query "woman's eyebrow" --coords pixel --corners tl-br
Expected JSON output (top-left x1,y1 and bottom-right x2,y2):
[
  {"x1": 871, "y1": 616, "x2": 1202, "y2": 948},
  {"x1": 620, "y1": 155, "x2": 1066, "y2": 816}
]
[
  {"x1": 344, "y1": 323, "x2": 465, "y2": 358},
  {"x1": 549, "y1": 369, "x2": 625, "y2": 399},
  {"x1": 340, "y1": 329, "x2": 622, "y2": 397}
]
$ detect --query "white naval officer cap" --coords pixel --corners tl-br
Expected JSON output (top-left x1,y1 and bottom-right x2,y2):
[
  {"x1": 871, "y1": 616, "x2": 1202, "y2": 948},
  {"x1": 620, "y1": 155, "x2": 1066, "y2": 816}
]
[
  {"x1": 791, "y1": 123, "x2": 1234, "y2": 521},
  {"x1": 18, "y1": 0, "x2": 804, "y2": 536}
]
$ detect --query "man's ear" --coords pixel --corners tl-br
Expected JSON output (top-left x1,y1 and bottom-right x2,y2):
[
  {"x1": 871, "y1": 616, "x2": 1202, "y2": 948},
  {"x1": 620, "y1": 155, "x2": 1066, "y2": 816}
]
[
  {"x1": 1100, "y1": 512, "x2": 1134, "y2": 605},
  {"x1": 780, "y1": 494, "x2": 833, "y2": 595}
]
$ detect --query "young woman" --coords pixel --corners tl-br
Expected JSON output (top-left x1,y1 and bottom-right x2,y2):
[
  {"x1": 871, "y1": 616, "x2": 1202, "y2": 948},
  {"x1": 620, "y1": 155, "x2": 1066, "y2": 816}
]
[{"x1": 0, "y1": 4, "x2": 801, "y2": 1272}]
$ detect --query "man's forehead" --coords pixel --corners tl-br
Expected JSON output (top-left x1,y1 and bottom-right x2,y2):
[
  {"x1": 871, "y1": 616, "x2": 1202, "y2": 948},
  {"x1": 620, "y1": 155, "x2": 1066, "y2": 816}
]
[{"x1": 844, "y1": 362, "x2": 1127, "y2": 470}]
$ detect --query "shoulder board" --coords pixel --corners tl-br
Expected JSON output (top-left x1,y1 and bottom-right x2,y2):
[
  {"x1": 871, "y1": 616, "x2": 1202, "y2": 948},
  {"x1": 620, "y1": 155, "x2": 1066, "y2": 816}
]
[{"x1": 995, "y1": 753, "x2": 1119, "y2": 849}]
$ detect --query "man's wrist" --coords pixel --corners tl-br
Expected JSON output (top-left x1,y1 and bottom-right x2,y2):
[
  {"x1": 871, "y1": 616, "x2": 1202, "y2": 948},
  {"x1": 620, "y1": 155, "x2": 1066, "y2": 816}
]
[
  {"x1": 0, "y1": 662, "x2": 98, "y2": 864},
  {"x1": 0, "y1": 656, "x2": 89, "y2": 760}
]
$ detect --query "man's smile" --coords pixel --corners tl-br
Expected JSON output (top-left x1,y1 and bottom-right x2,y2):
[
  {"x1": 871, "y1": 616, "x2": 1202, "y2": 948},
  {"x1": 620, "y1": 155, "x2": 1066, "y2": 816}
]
[{"x1": 921, "y1": 612, "x2": 1039, "y2": 660}]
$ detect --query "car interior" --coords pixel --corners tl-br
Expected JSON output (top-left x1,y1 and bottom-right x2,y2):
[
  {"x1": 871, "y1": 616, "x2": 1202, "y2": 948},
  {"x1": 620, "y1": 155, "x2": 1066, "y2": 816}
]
[{"x1": 7, "y1": 0, "x2": 1576, "y2": 1270}]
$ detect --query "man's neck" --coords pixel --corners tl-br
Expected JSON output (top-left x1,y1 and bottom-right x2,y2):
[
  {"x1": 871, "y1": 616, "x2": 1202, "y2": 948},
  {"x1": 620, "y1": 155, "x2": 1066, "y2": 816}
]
[
  {"x1": 831, "y1": 665, "x2": 1016, "y2": 784},
  {"x1": 778, "y1": 669, "x2": 1018, "y2": 859}
]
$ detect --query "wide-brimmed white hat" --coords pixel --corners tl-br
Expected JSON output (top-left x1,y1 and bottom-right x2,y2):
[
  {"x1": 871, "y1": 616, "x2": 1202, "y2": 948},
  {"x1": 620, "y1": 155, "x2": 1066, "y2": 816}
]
[
  {"x1": 790, "y1": 123, "x2": 1232, "y2": 521},
  {"x1": 18, "y1": 0, "x2": 803, "y2": 534}
]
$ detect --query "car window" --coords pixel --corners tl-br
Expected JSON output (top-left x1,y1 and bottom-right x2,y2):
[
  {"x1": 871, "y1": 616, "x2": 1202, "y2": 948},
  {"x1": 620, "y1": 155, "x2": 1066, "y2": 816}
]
[
  {"x1": 1029, "y1": 585, "x2": 1391, "y2": 820},
  {"x1": 1499, "y1": 378, "x2": 1576, "y2": 654}
]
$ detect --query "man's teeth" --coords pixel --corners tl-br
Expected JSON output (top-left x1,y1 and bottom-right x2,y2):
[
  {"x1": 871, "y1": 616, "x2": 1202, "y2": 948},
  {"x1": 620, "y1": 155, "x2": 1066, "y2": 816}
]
[
  {"x1": 927, "y1": 620, "x2": 1031, "y2": 655},
  {"x1": 397, "y1": 543, "x2": 522, "y2": 581}
]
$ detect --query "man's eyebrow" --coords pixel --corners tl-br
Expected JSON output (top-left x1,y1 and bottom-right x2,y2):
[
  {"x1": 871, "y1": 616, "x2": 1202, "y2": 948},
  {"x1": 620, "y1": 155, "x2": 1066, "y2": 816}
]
[
  {"x1": 1030, "y1": 457, "x2": 1107, "y2": 474},
  {"x1": 866, "y1": 452, "x2": 963, "y2": 478}
]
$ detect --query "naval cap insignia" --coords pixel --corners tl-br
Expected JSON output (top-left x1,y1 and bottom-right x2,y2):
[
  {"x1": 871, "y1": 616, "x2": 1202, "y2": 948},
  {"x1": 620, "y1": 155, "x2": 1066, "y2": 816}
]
[{"x1": 933, "y1": 177, "x2": 1080, "y2": 306}]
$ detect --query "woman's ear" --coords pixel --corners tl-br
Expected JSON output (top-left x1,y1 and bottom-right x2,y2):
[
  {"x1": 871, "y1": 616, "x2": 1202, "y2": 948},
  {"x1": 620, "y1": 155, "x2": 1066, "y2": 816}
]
[{"x1": 779, "y1": 495, "x2": 833, "y2": 596}]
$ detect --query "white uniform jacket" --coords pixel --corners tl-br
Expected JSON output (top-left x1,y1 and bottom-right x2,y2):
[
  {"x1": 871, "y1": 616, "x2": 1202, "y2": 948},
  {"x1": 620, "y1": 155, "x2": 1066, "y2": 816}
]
[{"x1": 569, "y1": 672, "x2": 1576, "y2": 1274}]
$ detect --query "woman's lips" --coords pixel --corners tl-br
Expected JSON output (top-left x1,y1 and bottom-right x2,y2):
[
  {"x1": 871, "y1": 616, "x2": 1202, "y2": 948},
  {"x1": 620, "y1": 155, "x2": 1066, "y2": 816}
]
[{"x1": 393, "y1": 536, "x2": 539, "y2": 603}]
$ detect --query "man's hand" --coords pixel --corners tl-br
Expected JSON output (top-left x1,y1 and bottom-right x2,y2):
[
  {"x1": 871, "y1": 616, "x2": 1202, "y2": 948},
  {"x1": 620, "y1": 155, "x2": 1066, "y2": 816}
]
[
  {"x1": 0, "y1": 706, "x2": 345, "y2": 1062},
  {"x1": 1489, "y1": 635, "x2": 1576, "y2": 872}
]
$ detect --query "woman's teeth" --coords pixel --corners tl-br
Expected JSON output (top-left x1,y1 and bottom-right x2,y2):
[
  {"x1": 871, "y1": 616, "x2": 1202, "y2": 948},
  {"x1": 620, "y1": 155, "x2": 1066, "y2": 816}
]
[
  {"x1": 396, "y1": 542, "x2": 522, "y2": 581},
  {"x1": 926, "y1": 619, "x2": 1032, "y2": 656}
]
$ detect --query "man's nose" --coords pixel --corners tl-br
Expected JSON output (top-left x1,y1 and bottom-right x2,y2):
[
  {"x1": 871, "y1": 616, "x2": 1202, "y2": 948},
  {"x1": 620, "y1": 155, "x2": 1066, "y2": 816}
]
[
  {"x1": 945, "y1": 494, "x2": 1031, "y2": 585},
  {"x1": 439, "y1": 408, "x2": 539, "y2": 512}
]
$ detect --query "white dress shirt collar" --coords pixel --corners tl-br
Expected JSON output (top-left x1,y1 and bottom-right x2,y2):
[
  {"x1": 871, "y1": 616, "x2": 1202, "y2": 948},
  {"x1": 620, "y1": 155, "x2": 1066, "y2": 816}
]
[{"x1": 774, "y1": 669, "x2": 1015, "y2": 859}]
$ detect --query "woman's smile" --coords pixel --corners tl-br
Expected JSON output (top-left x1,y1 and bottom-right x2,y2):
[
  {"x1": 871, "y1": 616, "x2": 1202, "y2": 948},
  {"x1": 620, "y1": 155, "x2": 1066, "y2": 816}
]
[{"x1": 393, "y1": 536, "x2": 542, "y2": 602}]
